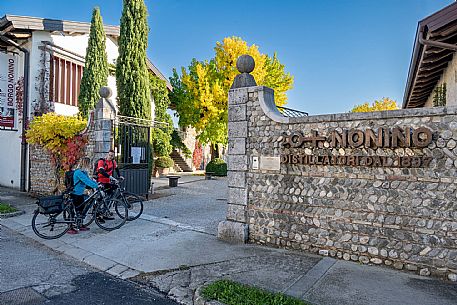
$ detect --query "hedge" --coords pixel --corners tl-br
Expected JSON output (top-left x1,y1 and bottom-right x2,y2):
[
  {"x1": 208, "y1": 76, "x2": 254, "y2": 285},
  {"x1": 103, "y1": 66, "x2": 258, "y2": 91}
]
[{"x1": 205, "y1": 158, "x2": 227, "y2": 176}]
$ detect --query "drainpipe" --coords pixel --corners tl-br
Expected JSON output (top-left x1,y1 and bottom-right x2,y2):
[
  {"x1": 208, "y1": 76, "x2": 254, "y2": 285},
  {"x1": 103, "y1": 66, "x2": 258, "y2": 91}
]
[
  {"x1": 0, "y1": 35, "x2": 30, "y2": 192},
  {"x1": 419, "y1": 28, "x2": 457, "y2": 51}
]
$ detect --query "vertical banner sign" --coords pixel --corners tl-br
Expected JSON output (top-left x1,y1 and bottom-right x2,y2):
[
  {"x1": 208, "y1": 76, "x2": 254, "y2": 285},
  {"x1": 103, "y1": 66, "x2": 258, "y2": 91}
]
[{"x1": 0, "y1": 53, "x2": 17, "y2": 128}]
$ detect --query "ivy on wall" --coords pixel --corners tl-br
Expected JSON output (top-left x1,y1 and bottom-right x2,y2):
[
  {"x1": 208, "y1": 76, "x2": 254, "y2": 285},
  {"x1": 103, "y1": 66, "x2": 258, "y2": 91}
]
[
  {"x1": 171, "y1": 130, "x2": 192, "y2": 158},
  {"x1": 192, "y1": 141, "x2": 203, "y2": 169},
  {"x1": 34, "y1": 50, "x2": 54, "y2": 116},
  {"x1": 150, "y1": 74, "x2": 174, "y2": 158},
  {"x1": 433, "y1": 83, "x2": 446, "y2": 107},
  {"x1": 150, "y1": 75, "x2": 173, "y2": 133},
  {"x1": 15, "y1": 77, "x2": 24, "y2": 124}
]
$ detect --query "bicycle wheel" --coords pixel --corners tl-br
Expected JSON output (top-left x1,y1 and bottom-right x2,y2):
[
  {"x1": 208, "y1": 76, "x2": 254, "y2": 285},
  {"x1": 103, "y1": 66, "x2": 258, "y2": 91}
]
[
  {"x1": 121, "y1": 192, "x2": 144, "y2": 221},
  {"x1": 82, "y1": 205, "x2": 96, "y2": 227},
  {"x1": 31, "y1": 209, "x2": 70, "y2": 239},
  {"x1": 94, "y1": 198, "x2": 128, "y2": 231}
]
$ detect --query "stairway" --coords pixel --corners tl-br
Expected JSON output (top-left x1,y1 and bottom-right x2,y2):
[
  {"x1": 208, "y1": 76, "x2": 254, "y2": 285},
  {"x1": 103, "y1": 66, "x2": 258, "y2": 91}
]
[{"x1": 170, "y1": 150, "x2": 193, "y2": 172}]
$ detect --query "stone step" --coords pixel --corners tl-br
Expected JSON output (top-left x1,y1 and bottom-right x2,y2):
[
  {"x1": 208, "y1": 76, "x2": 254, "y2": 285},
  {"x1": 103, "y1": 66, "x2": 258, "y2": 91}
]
[{"x1": 170, "y1": 150, "x2": 193, "y2": 172}]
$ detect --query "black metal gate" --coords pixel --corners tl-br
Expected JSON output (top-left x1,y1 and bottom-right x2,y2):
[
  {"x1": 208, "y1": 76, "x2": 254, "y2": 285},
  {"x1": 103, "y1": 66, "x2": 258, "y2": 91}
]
[{"x1": 113, "y1": 115, "x2": 152, "y2": 196}]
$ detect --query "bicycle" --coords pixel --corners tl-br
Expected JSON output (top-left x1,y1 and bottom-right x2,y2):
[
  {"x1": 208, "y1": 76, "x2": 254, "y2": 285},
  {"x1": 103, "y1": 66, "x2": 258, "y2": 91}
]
[
  {"x1": 31, "y1": 187, "x2": 129, "y2": 240},
  {"x1": 104, "y1": 177, "x2": 144, "y2": 221}
]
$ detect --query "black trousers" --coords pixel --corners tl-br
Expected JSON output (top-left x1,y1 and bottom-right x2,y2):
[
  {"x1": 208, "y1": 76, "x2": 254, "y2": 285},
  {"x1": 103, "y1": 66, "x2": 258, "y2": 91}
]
[{"x1": 70, "y1": 194, "x2": 86, "y2": 214}]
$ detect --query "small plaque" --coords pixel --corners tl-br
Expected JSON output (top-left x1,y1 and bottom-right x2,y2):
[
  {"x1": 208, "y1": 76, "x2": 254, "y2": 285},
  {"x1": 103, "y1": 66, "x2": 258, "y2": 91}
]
[
  {"x1": 252, "y1": 156, "x2": 259, "y2": 169},
  {"x1": 260, "y1": 156, "x2": 280, "y2": 171}
]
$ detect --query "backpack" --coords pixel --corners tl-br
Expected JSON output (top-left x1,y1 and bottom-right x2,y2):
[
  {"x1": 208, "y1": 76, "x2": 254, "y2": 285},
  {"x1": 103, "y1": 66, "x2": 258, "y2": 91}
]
[
  {"x1": 93, "y1": 158, "x2": 107, "y2": 178},
  {"x1": 64, "y1": 170, "x2": 81, "y2": 191}
]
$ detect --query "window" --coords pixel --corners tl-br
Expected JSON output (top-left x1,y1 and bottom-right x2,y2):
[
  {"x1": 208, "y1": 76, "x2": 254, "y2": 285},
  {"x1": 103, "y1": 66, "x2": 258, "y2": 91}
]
[{"x1": 49, "y1": 55, "x2": 84, "y2": 106}]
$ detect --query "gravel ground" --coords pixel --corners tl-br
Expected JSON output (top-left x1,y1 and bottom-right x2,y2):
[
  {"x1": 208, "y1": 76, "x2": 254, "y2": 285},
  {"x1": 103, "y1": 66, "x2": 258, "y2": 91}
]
[{"x1": 144, "y1": 177, "x2": 227, "y2": 234}]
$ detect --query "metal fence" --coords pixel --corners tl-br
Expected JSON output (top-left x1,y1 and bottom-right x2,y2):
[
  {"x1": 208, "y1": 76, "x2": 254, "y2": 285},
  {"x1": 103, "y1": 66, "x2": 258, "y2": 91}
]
[
  {"x1": 113, "y1": 115, "x2": 152, "y2": 196},
  {"x1": 276, "y1": 106, "x2": 309, "y2": 117},
  {"x1": 112, "y1": 115, "x2": 170, "y2": 196}
]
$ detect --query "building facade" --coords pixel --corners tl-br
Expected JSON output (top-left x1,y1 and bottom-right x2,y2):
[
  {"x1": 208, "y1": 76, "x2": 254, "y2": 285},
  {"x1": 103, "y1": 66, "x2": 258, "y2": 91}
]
[
  {"x1": 404, "y1": 2, "x2": 457, "y2": 108},
  {"x1": 0, "y1": 15, "x2": 171, "y2": 190}
]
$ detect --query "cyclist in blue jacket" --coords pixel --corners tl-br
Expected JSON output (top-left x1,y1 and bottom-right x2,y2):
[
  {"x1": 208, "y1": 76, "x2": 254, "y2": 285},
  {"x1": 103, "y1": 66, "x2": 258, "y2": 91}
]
[{"x1": 69, "y1": 157, "x2": 99, "y2": 234}]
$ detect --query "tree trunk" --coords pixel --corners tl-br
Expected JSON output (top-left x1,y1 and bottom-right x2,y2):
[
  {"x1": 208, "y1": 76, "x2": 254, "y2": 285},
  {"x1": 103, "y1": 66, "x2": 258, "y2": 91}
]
[{"x1": 210, "y1": 143, "x2": 220, "y2": 160}]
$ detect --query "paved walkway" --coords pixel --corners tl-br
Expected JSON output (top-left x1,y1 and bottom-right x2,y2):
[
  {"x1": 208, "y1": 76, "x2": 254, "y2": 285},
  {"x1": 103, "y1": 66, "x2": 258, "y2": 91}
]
[{"x1": 1, "y1": 179, "x2": 456, "y2": 305}]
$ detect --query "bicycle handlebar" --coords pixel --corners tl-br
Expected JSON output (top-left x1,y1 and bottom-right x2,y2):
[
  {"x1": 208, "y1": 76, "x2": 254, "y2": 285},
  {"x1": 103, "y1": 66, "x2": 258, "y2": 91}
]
[{"x1": 109, "y1": 176, "x2": 125, "y2": 184}]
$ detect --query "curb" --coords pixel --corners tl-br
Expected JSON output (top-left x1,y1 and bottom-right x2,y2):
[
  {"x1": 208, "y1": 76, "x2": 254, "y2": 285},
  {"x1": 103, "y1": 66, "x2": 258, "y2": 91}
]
[{"x1": 0, "y1": 210, "x2": 26, "y2": 219}]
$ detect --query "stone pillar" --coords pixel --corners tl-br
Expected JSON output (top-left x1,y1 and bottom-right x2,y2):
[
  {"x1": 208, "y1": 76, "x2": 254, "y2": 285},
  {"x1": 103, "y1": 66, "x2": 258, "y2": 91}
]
[
  {"x1": 217, "y1": 55, "x2": 257, "y2": 243},
  {"x1": 93, "y1": 86, "x2": 116, "y2": 161}
]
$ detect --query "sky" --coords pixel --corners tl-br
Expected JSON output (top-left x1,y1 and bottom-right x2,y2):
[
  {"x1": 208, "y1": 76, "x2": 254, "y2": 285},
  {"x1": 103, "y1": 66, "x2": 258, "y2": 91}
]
[{"x1": 1, "y1": 0, "x2": 454, "y2": 115}]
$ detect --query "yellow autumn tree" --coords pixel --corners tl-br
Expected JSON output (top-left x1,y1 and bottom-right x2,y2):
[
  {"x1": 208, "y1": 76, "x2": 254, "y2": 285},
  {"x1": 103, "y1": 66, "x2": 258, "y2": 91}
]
[
  {"x1": 350, "y1": 98, "x2": 399, "y2": 113},
  {"x1": 171, "y1": 36, "x2": 293, "y2": 146},
  {"x1": 214, "y1": 37, "x2": 268, "y2": 93}
]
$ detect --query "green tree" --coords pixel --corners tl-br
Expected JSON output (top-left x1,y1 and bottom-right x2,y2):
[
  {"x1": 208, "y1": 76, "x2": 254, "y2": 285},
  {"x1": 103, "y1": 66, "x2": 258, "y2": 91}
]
[
  {"x1": 350, "y1": 98, "x2": 399, "y2": 113},
  {"x1": 78, "y1": 7, "x2": 108, "y2": 119},
  {"x1": 170, "y1": 37, "x2": 293, "y2": 147},
  {"x1": 169, "y1": 66, "x2": 201, "y2": 133},
  {"x1": 116, "y1": 0, "x2": 150, "y2": 120}
]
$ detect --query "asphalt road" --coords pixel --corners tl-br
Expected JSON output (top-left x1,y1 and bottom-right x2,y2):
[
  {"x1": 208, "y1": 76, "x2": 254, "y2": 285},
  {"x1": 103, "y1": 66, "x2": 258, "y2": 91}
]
[{"x1": 0, "y1": 225, "x2": 179, "y2": 305}]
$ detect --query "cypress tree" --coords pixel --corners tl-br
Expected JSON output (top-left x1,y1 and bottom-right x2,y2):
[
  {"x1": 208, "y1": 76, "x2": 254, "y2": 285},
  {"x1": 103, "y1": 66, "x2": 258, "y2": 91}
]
[
  {"x1": 116, "y1": 0, "x2": 151, "y2": 119},
  {"x1": 78, "y1": 7, "x2": 108, "y2": 119}
]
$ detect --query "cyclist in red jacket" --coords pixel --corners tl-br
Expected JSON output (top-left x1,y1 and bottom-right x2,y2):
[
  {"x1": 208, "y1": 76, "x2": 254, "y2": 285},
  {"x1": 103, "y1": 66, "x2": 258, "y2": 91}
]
[
  {"x1": 96, "y1": 149, "x2": 120, "y2": 186},
  {"x1": 95, "y1": 149, "x2": 122, "y2": 222}
]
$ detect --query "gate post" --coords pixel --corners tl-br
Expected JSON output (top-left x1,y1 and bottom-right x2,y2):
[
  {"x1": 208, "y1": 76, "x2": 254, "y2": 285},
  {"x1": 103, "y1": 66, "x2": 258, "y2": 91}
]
[
  {"x1": 217, "y1": 55, "x2": 257, "y2": 243},
  {"x1": 94, "y1": 86, "x2": 116, "y2": 161}
]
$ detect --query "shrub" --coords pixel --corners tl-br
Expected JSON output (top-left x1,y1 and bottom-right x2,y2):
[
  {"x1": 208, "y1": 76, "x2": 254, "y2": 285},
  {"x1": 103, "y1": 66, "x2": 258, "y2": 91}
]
[
  {"x1": 26, "y1": 113, "x2": 88, "y2": 193},
  {"x1": 26, "y1": 113, "x2": 87, "y2": 155},
  {"x1": 155, "y1": 156, "x2": 174, "y2": 168},
  {"x1": 153, "y1": 128, "x2": 172, "y2": 157},
  {"x1": 205, "y1": 158, "x2": 227, "y2": 176},
  {"x1": 26, "y1": 113, "x2": 88, "y2": 170}
]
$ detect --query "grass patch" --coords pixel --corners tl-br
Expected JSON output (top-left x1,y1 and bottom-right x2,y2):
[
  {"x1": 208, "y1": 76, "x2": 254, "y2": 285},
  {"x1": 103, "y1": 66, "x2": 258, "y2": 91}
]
[
  {"x1": 0, "y1": 203, "x2": 17, "y2": 214},
  {"x1": 201, "y1": 279, "x2": 310, "y2": 305}
]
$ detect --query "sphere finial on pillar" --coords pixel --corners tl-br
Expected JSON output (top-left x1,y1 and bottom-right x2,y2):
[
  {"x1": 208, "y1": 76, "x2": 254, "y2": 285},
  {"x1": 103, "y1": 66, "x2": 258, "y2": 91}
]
[
  {"x1": 236, "y1": 55, "x2": 255, "y2": 74},
  {"x1": 99, "y1": 86, "x2": 112, "y2": 99},
  {"x1": 231, "y1": 55, "x2": 257, "y2": 89}
]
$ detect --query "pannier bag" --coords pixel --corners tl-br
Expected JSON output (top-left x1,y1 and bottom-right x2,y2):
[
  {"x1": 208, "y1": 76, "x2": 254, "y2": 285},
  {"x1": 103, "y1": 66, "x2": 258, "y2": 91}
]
[{"x1": 36, "y1": 195, "x2": 64, "y2": 214}]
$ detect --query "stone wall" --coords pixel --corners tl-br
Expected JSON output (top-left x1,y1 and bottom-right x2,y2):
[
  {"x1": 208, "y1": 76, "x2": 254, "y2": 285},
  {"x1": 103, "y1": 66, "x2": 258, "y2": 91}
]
[
  {"x1": 29, "y1": 145, "x2": 55, "y2": 195},
  {"x1": 223, "y1": 85, "x2": 457, "y2": 280}
]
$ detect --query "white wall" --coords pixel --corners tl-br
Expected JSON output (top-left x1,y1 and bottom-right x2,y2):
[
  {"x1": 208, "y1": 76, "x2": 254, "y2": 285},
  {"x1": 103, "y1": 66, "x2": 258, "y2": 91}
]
[
  {"x1": 106, "y1": 37, "x2": 119, "y2": 105},
  {"x1": 0, "y1": 130, "x2": 22, "y2": 188},
  {"x1": 51, "y1": 33, "x2": 119, "y2": 110},
  {"x1": 0, "y1": 40, "x2": 29, "y2": 188}
]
